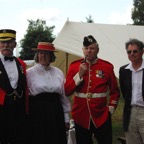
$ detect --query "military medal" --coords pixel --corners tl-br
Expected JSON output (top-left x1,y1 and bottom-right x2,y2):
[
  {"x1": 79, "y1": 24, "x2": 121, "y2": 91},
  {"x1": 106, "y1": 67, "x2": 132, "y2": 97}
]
[{"x1": 96, "y1": 70, "x2": 104, "y2": 78}]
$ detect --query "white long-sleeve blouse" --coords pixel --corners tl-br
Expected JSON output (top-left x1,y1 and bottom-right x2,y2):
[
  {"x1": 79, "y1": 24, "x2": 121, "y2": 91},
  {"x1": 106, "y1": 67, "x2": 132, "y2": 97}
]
[{"x1": 26, "y1": 63, "x2": 71, "y2": 123}]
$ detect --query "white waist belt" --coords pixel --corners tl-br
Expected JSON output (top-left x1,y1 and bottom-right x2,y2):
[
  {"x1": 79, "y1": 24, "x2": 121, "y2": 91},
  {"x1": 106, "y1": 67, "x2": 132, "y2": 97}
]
[{"x1": 75, "y1": 92, "x2": 106, "y2": 98}]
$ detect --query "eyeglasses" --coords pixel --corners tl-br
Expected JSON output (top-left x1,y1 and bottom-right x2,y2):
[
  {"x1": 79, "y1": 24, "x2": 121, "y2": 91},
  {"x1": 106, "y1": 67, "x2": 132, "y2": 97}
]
[{"x1": 127, "y1": 50, "x2": 141, "y2": 54}]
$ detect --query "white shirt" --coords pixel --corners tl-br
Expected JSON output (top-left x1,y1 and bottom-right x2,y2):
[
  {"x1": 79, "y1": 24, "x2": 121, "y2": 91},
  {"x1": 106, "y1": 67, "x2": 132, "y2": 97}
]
[
  {"x1": 0, "y1": 53, "x2": 18, "y2": 89},
  {"x1": 26, "y1": 63, "x2": 71, "y2": 122},
  {"x1": 125, "y1": 60, "x2": 144, "y2": 107}
]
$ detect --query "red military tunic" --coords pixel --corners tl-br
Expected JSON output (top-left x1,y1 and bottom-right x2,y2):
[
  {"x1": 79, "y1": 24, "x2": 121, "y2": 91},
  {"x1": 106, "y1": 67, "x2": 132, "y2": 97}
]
[{"x1": 65, "y1": 58, "x2": 120, "y2": 129}]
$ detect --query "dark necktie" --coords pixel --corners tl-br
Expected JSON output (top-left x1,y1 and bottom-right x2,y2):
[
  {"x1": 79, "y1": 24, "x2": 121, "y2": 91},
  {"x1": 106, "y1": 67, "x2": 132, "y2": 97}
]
[{"x1": 4, "y1": 56, "x2": 14, "y2": 61}]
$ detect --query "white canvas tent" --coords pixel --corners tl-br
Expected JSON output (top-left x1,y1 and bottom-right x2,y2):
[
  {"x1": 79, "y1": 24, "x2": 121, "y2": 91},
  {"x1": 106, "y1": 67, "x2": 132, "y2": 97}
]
[{"x1": 53, "y1": 20, "x2": 144, "y2": 78}]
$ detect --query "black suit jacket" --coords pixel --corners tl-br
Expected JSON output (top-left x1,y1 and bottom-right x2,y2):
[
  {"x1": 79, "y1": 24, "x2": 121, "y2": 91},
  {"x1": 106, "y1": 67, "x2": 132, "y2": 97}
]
[{"x1": 119, "y1": 64, "x2": 144, "y2": 131}]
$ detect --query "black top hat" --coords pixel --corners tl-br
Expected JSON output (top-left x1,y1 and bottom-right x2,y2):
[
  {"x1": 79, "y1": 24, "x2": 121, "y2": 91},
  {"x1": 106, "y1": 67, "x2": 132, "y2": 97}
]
[
  {"x1": 0, "y1": 29, "x2": 16, "y2": 41},
  {"x1": 83, "y1": 35, "x2": 97, "y2": 47}
]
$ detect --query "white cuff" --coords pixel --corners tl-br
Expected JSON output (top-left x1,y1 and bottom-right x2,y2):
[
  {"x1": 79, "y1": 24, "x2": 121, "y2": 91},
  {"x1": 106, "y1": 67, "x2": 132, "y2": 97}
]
[
  {"x1": 109, "y1": 106, "x2": 115, "y2": 115},
  {"x1": 73, "y1": 73, "x2": 83, "y2": 86}
]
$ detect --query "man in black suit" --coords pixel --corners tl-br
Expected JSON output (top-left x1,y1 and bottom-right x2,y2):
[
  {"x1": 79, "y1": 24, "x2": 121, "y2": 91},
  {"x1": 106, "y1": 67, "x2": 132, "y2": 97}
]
[
  {"x1": 0, "y1": 29, "x2": 28, "y2": 144},
  {"x1": 119, "y1": 39, "x2": 144, "y2": 144}
]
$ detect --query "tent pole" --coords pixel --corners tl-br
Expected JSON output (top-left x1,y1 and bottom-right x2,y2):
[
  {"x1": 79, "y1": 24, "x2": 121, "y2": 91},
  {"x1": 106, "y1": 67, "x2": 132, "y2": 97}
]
[{"x1": 65, "y1": 52, "x2": 68, "y2": 74}]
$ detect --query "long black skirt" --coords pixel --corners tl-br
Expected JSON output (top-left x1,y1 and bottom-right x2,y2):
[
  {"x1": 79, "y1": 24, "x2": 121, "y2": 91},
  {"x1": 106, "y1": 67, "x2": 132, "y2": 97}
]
[{"x1": 28, "y1": 92, "x2": 67, "y2": 144}]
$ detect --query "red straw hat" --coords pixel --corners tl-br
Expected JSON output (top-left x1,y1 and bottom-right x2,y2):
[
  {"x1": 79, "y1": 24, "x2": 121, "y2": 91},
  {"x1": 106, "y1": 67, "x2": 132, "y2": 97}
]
[{"x1": 34, "y1": 42, "x2": 57, "y2": 51}]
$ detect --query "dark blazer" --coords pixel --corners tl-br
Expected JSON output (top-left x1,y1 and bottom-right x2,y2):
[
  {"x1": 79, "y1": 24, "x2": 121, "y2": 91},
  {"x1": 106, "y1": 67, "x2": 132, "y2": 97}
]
[{"x1": 119, "y1": 64, "x2": 144, "y2": 131}]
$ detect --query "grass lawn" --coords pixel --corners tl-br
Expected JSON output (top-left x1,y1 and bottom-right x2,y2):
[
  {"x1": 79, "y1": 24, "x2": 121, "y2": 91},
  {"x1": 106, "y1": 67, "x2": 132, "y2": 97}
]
[{"x1": 112, "y1": 96, "x2": 125, "y2": 144}]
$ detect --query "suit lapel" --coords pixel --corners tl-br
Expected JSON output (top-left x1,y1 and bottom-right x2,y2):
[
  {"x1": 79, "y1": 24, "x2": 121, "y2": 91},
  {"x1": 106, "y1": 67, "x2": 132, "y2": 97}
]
[
  {"x1": 125, "y1": 69, "x2": 132, "y2": 91},
  {"x1": 142, "y1": 69, "x2": 144, "y2": 100},
  {"x1": 0, "y1": 59, "x2": 11, "y2": 91}
]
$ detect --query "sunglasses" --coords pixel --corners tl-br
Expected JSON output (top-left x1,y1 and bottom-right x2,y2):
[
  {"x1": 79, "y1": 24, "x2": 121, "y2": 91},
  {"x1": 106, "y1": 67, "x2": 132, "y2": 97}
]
[{"x1": 127, "y1": 50, "x2": 141, "y2": 54}]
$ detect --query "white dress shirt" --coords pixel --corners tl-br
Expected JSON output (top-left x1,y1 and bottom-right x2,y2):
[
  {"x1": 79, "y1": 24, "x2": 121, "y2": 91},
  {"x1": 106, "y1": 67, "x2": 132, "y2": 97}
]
[
  {"x1": 125, "y1": 60, "x2": 144, "y2": 107},
  {"x1": 0, "y1": 53, "x2": 18, "y2": 89},
  {"x1": 26, "y1": 63, "x2": 71, "y2": 122}
]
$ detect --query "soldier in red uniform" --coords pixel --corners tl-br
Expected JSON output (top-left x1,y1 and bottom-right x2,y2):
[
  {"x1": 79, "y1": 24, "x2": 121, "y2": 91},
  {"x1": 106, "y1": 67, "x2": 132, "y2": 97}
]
[{"x1": 65, "y1": 35, "x2": 120, "y2": 144}]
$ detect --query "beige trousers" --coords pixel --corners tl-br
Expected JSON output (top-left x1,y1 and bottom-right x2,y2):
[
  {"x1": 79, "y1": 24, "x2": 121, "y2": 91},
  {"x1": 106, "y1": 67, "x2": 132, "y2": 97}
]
[{"x1": 125, "y1": 106, "x2": 144, "y2": 144}]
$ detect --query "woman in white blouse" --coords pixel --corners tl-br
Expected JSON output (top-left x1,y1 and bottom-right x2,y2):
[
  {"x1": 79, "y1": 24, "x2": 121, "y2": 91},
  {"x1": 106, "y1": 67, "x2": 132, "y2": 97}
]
[{"x1": 26, "y1": 42, "x2": 71, "y2": 144}]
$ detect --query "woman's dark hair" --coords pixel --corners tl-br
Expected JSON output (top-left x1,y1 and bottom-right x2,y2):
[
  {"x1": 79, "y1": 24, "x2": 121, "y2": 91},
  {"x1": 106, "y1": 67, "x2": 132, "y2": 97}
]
[{"x1": 34, "y1": 51, "x2": 56, "y2": 63}]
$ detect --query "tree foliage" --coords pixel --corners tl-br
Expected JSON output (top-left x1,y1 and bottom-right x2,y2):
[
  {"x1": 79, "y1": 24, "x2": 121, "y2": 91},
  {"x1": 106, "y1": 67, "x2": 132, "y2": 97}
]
[
  {"x1": 19, "y1": 19, "x2": 55, "y2": 60},
  {"x1": 132, "y1": 0, "x2": 144, "y2": 25},
  {"x1": 86, "y1": 15, "x2": 94, "y2": 23}
]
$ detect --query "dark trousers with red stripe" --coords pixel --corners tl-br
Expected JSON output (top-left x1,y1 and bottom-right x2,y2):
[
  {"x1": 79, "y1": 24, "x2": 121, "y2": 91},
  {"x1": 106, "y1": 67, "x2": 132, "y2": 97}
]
[{"x1": 75, "y1": 114, "x2": 112, "y2": 144}]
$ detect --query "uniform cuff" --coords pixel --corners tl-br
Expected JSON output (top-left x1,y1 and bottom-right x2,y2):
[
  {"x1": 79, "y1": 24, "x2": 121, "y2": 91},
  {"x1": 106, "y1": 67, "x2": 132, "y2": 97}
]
[
  {"x1": 73, "y1": 73, "x2": 83, "y2": 86},
  {"x1": 109, "y1": 106, "x2": 115, "y2": 115}
]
